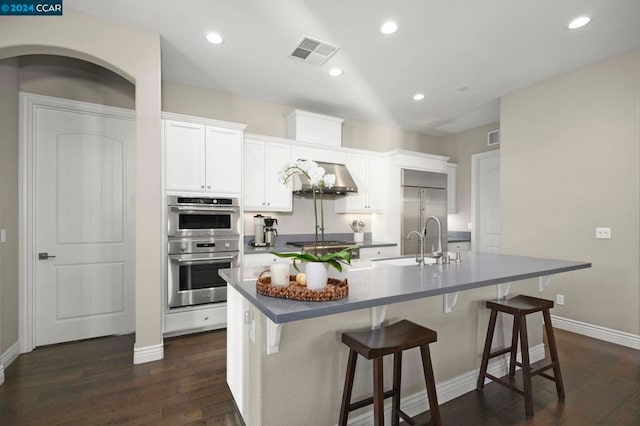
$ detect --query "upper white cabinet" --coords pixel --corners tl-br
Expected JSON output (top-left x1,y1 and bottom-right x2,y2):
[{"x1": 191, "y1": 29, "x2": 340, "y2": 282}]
[
  {"x1": 164, "y1": 116, "x2": 245, "y2": 195},
  {"x1": 244, "y1": 137, "x2": 292, "y2": 212},
  {"x1": 446, "y1": 163, "x2": 457, "y2": 213},
  {"x1": 335, "y1": 153, "x2": 384, "y2": 213},
  {"x1": 165, "y1": 120, "x2": 206, "y2": 193}
]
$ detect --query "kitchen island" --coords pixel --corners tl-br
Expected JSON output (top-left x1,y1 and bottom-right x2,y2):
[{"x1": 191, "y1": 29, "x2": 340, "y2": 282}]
[{"x1": 221, "y1": 252, "x2": 590, "y2": 426}]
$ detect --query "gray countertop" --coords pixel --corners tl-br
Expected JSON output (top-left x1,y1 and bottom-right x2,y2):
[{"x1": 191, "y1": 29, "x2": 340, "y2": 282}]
[{"x1": 220, "y1": 252, "x2": 591, "y2": 324}]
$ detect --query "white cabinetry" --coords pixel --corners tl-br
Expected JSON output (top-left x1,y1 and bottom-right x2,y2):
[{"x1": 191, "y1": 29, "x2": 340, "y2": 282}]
[
  {"x1": 446, "y1": 163, "x2": 457, "y2": 213},
  {"x1": 359, "y1": 246, "x2": 398, "y2": 260},
  {"x1": 164, "y1": 117, "x2": 245, "y2": 195},
  {"x1": 335, "y1": 153, "x2": 384, "y2": 213},
  {"x1": 243, "y1": 252, "x2": 297, "y2": 268},
  {"x1": 244, "y1": 137, "x2": 292, "y2": 212},
  {"x1": 227, "y1": 286, "x2": 250, "y2": 422}
]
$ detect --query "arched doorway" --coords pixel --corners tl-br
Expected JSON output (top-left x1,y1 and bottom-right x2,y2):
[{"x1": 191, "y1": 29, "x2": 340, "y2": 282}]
[{"x1": 0, "y1": 9, "x2": 163, "y2": 364}]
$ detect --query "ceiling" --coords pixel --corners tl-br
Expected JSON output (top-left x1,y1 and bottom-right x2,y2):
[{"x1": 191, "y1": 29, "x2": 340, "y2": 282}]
[{"x1": 65, "y1": 0, "x2": 640, "y2": 136}]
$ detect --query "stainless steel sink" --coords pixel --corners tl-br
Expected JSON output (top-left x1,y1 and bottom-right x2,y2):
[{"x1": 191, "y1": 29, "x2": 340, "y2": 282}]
[{"x1": 372, "y1": 256, "x2": 437, "y2": 266}]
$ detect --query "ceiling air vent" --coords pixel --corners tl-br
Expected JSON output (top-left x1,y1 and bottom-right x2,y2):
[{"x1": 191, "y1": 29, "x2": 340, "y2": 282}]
[
  {"x1": 487, "y1": 129, "x2": 500, "y2": 146},
  {"x1": 289, "y1": 36, "x2": 339, "y2": 66}
]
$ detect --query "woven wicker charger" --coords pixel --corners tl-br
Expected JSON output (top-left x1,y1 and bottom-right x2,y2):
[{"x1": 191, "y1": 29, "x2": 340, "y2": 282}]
[{"x1": 256, "y1": 269, "x2": 348, "y2": 302}]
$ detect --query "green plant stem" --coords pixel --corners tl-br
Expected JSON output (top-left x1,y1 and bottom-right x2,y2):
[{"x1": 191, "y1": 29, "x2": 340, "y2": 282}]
[
  {"x1": 312, "y1": 188, "x2": 318, "y2": 256},
  {"x1": 320, "y1": 189, "x2": 325, "y2": 243}
]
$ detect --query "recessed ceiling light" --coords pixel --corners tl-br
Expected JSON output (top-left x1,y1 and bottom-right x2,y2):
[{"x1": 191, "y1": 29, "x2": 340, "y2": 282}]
[
  {"x1": 380, "y1": 21, "x2": 398, "y2": 35},
  {"x1": 413, "y1": 93, "x2": 425, "y2": 101},
  {"x1": 568, "y1": 16, "x2": 591, "y2": 30},
  {"x1": 328, "y1": 68, "x2": 343, "y2": 77},
  {"x1": 206, "y1": 32, "x2": 224, "y2": 45}
]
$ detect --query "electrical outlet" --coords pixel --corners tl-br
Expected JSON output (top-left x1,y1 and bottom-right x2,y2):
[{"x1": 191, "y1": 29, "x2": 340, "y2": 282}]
[
  {"x1": 595, "y1": 227, "x2": 611, "y2": 239},
  {"x1": 556, "y1": 294, "x2": 565, "y2": 306}
]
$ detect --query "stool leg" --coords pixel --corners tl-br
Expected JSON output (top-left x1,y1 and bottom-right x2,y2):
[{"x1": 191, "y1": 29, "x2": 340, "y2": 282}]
[
  {"x1": 518, "y1": 315, "x2": 534, "y2": 418},
  {"x1": 543, "y1": 309, "x2": 566, "y2": 400},
  {"x1": 508, "y1": 316, "x2": 520, "y2": 377},
  {"x1": 373, "y1": 357, "x2": 385, "y2": 426},
  {"x1": 339, "y1": 349, "x2": 358, "y2": 426},
  {"x1": 477, "y1": 309, "x2": 498, "y2": 389},
  {"x1": 420, "y1": 345, "x2": 442, "y2": 426},
  {"x1": 391, "y1": 352, "x2": 402, "y2": 426}
]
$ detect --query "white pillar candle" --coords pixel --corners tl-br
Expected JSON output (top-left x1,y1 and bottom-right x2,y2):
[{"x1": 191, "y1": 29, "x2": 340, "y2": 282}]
[{"x1": 270, "y1": 262, "x2": 290, "y2": 287}]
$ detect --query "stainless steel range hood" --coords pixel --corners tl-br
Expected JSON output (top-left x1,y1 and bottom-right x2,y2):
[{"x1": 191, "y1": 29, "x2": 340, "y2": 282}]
[{"x1": 292, "y1": 161, "x2": 358, "y2": 197}]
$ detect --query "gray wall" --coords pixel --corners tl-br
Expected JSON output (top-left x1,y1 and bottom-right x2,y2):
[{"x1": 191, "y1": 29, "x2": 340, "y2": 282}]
[
  {"x1": 0, "y1": 58, "x2": 19, "y2": 354},
  {"x1": 162, "y1": 80, "x2": 445, "y2": 155},
  {"x1": 501, "y1": 48, "x2": 640, "y2": 334},
  {"x1": 442, "y1": 122, "x2": 500, "y2": 232}
]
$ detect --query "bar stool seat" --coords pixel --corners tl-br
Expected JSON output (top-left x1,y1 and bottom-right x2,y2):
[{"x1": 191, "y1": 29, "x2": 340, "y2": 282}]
[
  {"x1": 477, "y1": 295, "x2": 565, "y2": 418},
  {"x1": 339, "y1": 320, "x2": 442, "y2": 426}
]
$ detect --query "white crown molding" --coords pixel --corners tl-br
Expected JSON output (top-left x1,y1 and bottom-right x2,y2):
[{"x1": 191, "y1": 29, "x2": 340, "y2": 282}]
[
  {"x1": 161, "y1": 111, "x2": 247, "y2": 130},
  {"x1": 133, "y1": 343, "x2": 164, "y2": 364},
  {"x1": 551, "y1": 315, "x2": 640, "y2": 350}
]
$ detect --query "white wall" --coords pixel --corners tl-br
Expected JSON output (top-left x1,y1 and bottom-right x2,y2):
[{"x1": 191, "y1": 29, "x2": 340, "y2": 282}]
[{"x1": 501, "y1": 47, "x2": 640, "y2": 334}]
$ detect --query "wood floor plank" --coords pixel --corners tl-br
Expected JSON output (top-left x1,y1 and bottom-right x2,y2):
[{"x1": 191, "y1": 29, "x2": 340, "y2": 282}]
[{"x1": 1, "y1": 327, "x2": 638, "y2": 425}]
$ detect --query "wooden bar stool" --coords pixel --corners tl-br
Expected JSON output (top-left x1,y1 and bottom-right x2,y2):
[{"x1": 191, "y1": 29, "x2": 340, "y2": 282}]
[
  {"x1": 477, "y1": 295, "x2": 565, "y2": 418},
  {"x1": 339, "y1": 320, "x2": 442, "y2": 426}
]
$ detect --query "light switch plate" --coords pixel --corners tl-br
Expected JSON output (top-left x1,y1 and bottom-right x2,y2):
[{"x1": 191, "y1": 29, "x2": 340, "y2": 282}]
[
  {"x1": 595, "y1": 227, "x2": 611, "y2": 239},
  {"x1": 0, "y1": 229, "x2": 6, "y2": 243}
]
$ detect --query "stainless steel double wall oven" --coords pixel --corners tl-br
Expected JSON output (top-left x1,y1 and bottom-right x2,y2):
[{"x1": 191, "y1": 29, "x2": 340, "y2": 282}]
[{"x1": 167, "y1": 195, "x2": 240, "y2": 309}]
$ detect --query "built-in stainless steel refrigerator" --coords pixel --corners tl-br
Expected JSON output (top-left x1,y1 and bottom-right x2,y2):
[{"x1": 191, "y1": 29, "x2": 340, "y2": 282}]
[{"x1": 401, "y1": 169, "x2": 448, "y2": 256}]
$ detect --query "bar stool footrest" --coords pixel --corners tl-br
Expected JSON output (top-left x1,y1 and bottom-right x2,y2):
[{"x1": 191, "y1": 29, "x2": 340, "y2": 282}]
[
  {"x1": 484, "y1": 373, "x2": 526, "y2": 396},
  {"x1": 349, "y1": 389, "x2": 395, "y2": 411}
]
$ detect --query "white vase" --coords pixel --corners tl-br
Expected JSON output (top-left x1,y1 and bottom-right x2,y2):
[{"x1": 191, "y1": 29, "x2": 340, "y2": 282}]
[{"x1": 305, "y1": 262, "x2": 328, "y2": 291}]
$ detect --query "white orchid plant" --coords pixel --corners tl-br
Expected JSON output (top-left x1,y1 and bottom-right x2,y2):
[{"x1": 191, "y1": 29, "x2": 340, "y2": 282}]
[{"x1": 272, "y1": 160, "x2": 355, "y2": 272}]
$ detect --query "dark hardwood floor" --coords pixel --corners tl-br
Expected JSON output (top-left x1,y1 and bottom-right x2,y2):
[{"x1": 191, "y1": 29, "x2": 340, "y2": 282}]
[
  {"x1": 0, "y1": 330, "x2": 242, "y2": 425},
  {"x1": 0, "y1": 328, "x2": 638, "y2": 425}
]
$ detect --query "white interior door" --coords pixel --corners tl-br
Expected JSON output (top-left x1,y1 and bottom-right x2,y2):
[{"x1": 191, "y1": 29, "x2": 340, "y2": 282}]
[
  {"x1": 34, "y1": 105, "x2": 135, "y2": 346},
  {"x1": 473, "y1": 150, "x2": 501, "y2": 253}
]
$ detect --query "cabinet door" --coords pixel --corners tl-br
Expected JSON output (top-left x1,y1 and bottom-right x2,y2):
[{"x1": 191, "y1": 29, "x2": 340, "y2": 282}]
[
  {"x1": 358, "y1": 246, "x2": 398, "y2": 260},
  {"x1": 164, "y1": 120, "x2": 206, "y2": 192},
  {"x1": 265, "y1": 143, "x2": 292, "y2": 211},
  {"x1": 206, "y1": 126, "x2": 242, "y2": 195},
  {"x1": 243, "y1": 139, "x2": 267, "y2": 211},
  {"x1": 366, "y1": 156, "x2": 384, "y2": 211}
]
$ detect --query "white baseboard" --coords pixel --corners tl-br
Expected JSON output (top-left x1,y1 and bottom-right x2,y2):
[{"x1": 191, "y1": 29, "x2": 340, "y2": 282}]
[
  {"x1": 551, "y1": 315, "x2": 640, "y2": 350},
  {"x1": 0, "y1": 341, "x2": 21, "y2": 386},
  {"x1": 345, "y1": 344, "x2": 545, "y2": 426},
  {"x1": 133, "y1": 342, "x2": 164, "y2": 364}
]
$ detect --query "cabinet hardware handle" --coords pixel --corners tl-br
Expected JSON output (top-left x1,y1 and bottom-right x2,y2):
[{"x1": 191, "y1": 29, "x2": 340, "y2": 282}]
[{"x1": 201, "y1": 185, "x2": 205, "y2": 189}]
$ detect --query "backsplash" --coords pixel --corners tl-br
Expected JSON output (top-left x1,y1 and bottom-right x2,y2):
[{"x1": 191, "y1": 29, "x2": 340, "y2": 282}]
[{"x1": 243, "y1": 197, "x2": 371, "y2": 236}]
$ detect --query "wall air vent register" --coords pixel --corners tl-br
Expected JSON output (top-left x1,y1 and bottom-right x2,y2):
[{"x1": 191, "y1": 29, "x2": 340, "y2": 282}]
[{"x1": 487, "y1": 129, "x2": 500, "y2": 146}]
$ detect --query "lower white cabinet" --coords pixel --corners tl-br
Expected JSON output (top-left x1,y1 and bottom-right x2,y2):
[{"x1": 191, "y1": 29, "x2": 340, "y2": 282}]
[
  {"x1": 359, "y1": 246, "x2": 398, "y2": 261},
  {"x1": 449, "y1": 241, "x2": 471, "y2": 251},
  {"x1": 164, "y1": 304, "x2": 227, "y2": 335},
  {"x1": 243, "y1": 252, "x2": 298, "y2": 268}
]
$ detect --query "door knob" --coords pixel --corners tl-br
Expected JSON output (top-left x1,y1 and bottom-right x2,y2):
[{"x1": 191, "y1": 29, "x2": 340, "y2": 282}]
[{"x1": 38, "y1": 252, "x2": 56, "y2": 260}]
